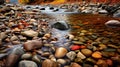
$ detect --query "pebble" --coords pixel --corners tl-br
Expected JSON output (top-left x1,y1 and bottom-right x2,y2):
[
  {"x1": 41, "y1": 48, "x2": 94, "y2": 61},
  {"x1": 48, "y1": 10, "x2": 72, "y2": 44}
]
[
  {"x1": 21, "y1": 30, "x2": 38, "y2": 37},
  {"x1": 70, "y1": 62, "x2": 82, "y2": 67},
  {"x1": 92, "y1": 51, "x2": 102, "y2": 59},
  {"x1": 42, "y1": 59, "x2": 59, "y2": 67},
  {"x1": 55, "y1": 47, "x2": 68, "y2": 58},
  {"x1": 23, "y1": 40, "x2": 43, "y2": 51},
  {"x1": 81, "y1": 49, "x2": 92, "y2": 57},
  {"x1": 66, "y1": 51, "x2": 76, "y2": 61},
  {"x1": 57, "y1": 59, "x2": 67, "y2": 65},
  {"x1": 21, "y1": 53, "x2": 32, "y2": 60},
  {"x1": 32, "y1": 54, "x2": 41, "y2": 63},
  {"x1": 19, "y1": 60, "x2": 38, "y2": 67},
  {"x1": 77, "y1": 52, "x2": 86, "y2": 59},
  {"x1": 70, "y1": 45, "x2": 81, "y2": 50}
]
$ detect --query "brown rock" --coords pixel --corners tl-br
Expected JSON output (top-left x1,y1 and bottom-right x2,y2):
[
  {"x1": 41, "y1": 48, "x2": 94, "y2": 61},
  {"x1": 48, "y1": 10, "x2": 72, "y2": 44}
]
[
  {"x1": 23, "y1": 40, "x2": 43, "y2": 51},
  {"x1": 42, "y1": 59, "x2": 59, "y2": 67},
  {"x1": 70, "y1": 62, "x2": 82, "y2": 67},
  {"x1": 92, "y1": 51, "x2": 102, "y2": 59},
  {"x1": 55, "y1": 47, "x2": 68, "y2": 58}
]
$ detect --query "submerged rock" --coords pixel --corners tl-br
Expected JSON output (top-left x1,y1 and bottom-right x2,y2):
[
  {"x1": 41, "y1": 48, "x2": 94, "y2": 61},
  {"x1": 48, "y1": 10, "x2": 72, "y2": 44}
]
[
  {"x1": 105, "y1": 20, "x2": 120, "y2": 28},
  {"x1": 51, "y1": 21, "x2": 70, "y2": 30}
]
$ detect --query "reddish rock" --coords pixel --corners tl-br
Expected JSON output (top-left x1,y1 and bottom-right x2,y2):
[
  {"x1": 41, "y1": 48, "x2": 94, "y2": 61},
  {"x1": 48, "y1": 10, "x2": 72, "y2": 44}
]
[{"x1": 70, "y1": 45, "x2": 81, "y2": 50}]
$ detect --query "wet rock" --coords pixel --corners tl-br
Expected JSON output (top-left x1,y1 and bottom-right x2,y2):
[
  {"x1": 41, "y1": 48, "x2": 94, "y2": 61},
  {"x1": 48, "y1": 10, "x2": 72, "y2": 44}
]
[
  {"x1": 105, "y1": 20, "x2": 120, "y2": 28},
  {"x1": 21, "y1": 30, "x2": 38, "y2": 37},
  {"x1": 41, "y1": 52, "x2": 51, "y2": 57},
  {"x1": 42, "y1": 59, "x2": 59, "y2": 67},
  {"x1": 96, "y1": 59, "x2": 108, "y2": 67},
  {"x1": 74, "y1": 57, "x2": 83, "y2": 64},
  {"x1": 70, "y1": 62, "x2": 82, "y2": 67},
  {"x1": 19, "y1": 60, "x2": 38, "y2": 67},
  {"x1": 81, "y1": 49, "x2": 92, "y2": 57},
  {"x1": 98, "y1": 10, "x2": 108, "y2": 14},
  {"x1": 51, "y1": 21, "x2": 70, "y2": 30},
  {"x1": 86, "y1": 58, "x2": 96, "y2": 64},
  {"x1": 66, "y1": 51, "x2": 76, "y2": 61},
  {"x1": 23, "y1": 40, "x2": 43, "y2": 51},
  {"x1": 57, "y1": 59, "x2": 67, "y2": 65},
  {"x1": 55, "y1": 47, "x2": 68, "y2": 58},
  {"x1": 70, "y1": 45, "x2": 81, "y2": 50},
  {"x1": 10, "y1": 35, "x2": 19, "y2": 41},
  {"x1": 72, "y1": 41, "x2": 84, "y2": 45},
  {"x1": 32, "y1": 54, "x2": 41, "y2": 63},
  {"x1": 21, "y1": 53, "x2": 32, "y2": 60},
  {"x1": 0, "y1": 32, "x2": 7, "y2": 45},
  {"x1": 77, "y1": 52, "x2": 86, "y2": 59},
  {"x1": 0, "y1": 54, "x2": 8, "y2": 59},
  {"x1": 92, "y1": 51, "x2": 102, "y2": 59},
  {"x1": 6, "y1": 46, "x2": 24, "y2": 67}
]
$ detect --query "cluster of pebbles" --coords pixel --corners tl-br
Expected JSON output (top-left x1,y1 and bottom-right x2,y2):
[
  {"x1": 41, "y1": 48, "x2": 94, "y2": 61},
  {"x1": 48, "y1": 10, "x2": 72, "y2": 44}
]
[{"x1": 0, "y1": 3, "x2": 120, "y2": 67}]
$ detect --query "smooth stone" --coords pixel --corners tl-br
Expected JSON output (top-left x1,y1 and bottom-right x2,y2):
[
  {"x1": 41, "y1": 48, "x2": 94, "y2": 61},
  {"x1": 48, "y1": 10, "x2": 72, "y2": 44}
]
[
  {"x1": 86, "y1": 58, "x2": 96, "y2": 64},
  {"x1": 57, "y1": 59, "x2": 67, "y2": 65},
  {"x1": 51, "y1": 21, "x2": 70, "y2": 30},
  {"x1": 98, "y1": 10, "x2": 108, "y2": 14},
  {"x1": 72, "y1": 41, "x2": 84, "y2": 45},
  {"x1": 42, "y1": 59, "x2": 59, "y2": 67},
  {"x1": 23, "y1": 40, "x2": 43, "y2": 51},
  {"x1": 77, "y1": 52, "x2": 86, "y2": 59},
  {"x1": 41, "y1": 52, "x2": 51, "y2": 57},
  {"x1": 55, "y1": 47, "x2": 68, "y2": 58},
  {"x1": 10, "y1": 35, "x2": 18, "y2": 41},
  {"x1": 66, "y1": 51, "x2": 76, "y2": 61},
  {"x1": 44, "y1": 44, "x2": 53, "y2": 47},
  {"x1": 19, "y1": 60, "x2": 38, "y2": 67},
  {"x1": 81, "y1": 49, "x2": 92, "y2": 57},
  {"x1": 21, "y1": 53, "x2": 32, "y2": 60},
  {"x1": 21, "y1": 30, "x2": 38, "y2": 37},
  {"x1": 0, "y1": 32, "x2": 7, "y2": 45},
  {"x1": 105, "y1": 20, "x2": 120, "y2": 28},
  {"x1": 96, "y1": 59, "x2": 108, "y2": 67},
  {"x1": 70, "y1": 62, "x2": 82, "y2": 67},
  {"x1": 44, "y1": 33, "x2": 51, "y2": 38},
  {"x1": 92, "y1": 51, "x2": 102, "y2": 59},
  {"x1": 32, "y1": 55, "x2": 41, "y2": 63},
  {"x1": 74, "y1": 57, "x2": 83, "y2": 63}
]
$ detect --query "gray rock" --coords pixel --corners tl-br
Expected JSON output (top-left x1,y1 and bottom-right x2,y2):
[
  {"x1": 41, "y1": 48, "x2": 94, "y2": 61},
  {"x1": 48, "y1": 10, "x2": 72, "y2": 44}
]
[
  {"x1": 105, "y1": 20, "x2": 120, "y2": 28},
  {"x1": 51, "y1": 21, "x2": 70, "y2": 30},
  {"x1": 19, "y1": 60, "x2": 38, "y2": 67},
  {"x1": 21, "y1": 53, "x2": 32, "y2": 60},
  {"x1": 66, "y1": 51, "x2": 76, "y2": 61}
]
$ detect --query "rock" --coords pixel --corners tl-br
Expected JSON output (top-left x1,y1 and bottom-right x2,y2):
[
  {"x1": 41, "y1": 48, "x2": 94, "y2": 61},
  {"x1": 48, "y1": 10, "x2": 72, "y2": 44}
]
[
  {"x1": 70, "y1": 45, "x2": 81, "y2": 50},
  {"x1": 32, "y1": 54, "x2": 41, "y2": 63},
  {"x1": 72, "y1": 41, "x2": 84, "y2": 45},
  {"x1": 51, "y1": 21, "x2": 70, "y2": 30},
  {"x1": 21, "y1": 53, "x2": 32, "y2": 60},
  {"x1": 98, "y1": 10, "x2": 108, "y2": 14},
  {"x1": 10, "y1": 35, "x2": 18, "y2": 41},
  {"x1": 77, "y1": 52, "x2": 86, "y2": 59},
  {"x1": 57, "y1": 59, "x2": 67, "y2": 65},
  {"x1": 81, "y1": 49, "x2": 92, "y2": 57},
  {"x1": 74, "y1": 57, "x2": 83, "y2": 63},
  {"x1": 44, "y1": 33, "x2": 51, "y2": 38},
  {"x1": 19, "y1": 60, "x2": 38, "y2": 67},
  {"x1": 41, "y1": 52, "x2": 51, "y2": 57},
  {"x1": 0, "y1": 32, "x2": 7, "y2": 45},
  {"x1": 5, "y1": 46, "x2": 25, "y2": 67},
  {"x1": 96, "y1": 59, "x2": 108, "y2": 67},
  {"x1": 92, "y1": 51, "x2": 102, "y2": 59},
  {"x1": 66, "y1": 51, "x2": 76, "y2": 61},
  {"x1": 55, "y1": 47, "x2": 68, "y2": 58},
  {"x1": 42, "y1": 59, "x2": 59, "y2": 67},
  {"x1": 44, "y1": 44, "x2": 53, "y2": 47},
  {"x1": 23, "y1": 40, "x2": 43, "y2": 51},
  {"x1": 70, "y1": 62, "x2": 82, "y2": 67},
  {"x1": 86, "y1": 58, "x2": 96, "y2": 64},
  {"x1": 21, "y1": 30, "x2": 38, "y2": 37},
  {"x1": 105, "y1": 20, "x2": 120, "y2": 28}
]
